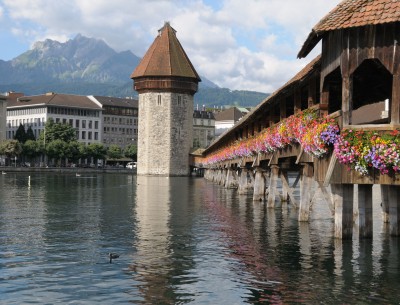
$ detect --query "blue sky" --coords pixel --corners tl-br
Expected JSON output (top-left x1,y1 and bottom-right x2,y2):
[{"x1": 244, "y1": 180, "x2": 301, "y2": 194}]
[{"x1": 0, "y1": 0, "x2": 341, "y2": 93}]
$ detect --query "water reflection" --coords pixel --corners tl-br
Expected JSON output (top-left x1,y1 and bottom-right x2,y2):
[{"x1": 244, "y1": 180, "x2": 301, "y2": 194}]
[{"x1": 1, "y1": 174, "x2": 400, "y2": 303}]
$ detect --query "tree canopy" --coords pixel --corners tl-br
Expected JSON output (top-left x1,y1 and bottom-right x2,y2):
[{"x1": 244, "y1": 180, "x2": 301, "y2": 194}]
[
  {"x1": 124, "y1": 144, "x2": 137, "y2": 160},
  {"x1": 39, "y1": 118, "x2": 77, "y2": 144}
]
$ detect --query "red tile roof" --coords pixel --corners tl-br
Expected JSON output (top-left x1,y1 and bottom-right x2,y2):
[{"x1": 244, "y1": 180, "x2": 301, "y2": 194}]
[
  {"x1": 298, "y1": 0, "x2": 400, "y2": 58},
  {"x1": 131, "y1": 22, "x2": 200, "y2": 81}
]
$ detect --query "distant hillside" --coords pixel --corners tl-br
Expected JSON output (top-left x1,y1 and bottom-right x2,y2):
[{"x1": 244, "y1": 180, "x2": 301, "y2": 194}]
[{"x1": 0, "y1": 35, "x2": 269, "y2": 107}]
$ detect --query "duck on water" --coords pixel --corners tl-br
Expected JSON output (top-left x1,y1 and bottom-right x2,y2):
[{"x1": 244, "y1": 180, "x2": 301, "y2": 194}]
[{"x1": 109, "y1": 253, "x2": 119, "y2": 264}]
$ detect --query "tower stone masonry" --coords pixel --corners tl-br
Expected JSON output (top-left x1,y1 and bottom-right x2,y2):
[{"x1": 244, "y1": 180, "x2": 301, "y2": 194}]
[{"x1": 131, "y1": 22, "x2": 201, "y2": 176}]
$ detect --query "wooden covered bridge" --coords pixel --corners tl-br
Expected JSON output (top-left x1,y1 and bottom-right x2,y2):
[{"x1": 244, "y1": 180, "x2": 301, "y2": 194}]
[{"x1": 195, "y1": 0, "x2": 400, "y2": 239}]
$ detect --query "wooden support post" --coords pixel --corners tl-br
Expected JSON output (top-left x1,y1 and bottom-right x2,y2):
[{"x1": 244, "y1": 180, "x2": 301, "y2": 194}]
[
  {"x1": 381, "y1": 185, "x2": 390, "y2": 223},
  {"x1": 358, "y1": 184, "x2": 373, "y2": 239},
  {"x1": 280, "y1": 171, "x2": 299, "y2": 208},
  {"x1": 331, "y1": 184, "x2": 354, "y2": 239},
  {"x1": 224, "y1": 168, "x2": 236, "y2": 189},
  {"x1": 320, "y1": 87, "x2": 329, "y2": 117},
  {"x1": 294, "y1": 87, "x2": 301, "y2": 114},
  {"x1": 391, "y1": 74, "x2": 400, "y2": 124},
  {"x1": 317, "y1": 181, "x2": 334, "y2": 215},
  {"x1": 249, "y1": 170, "x2": 255, "y2": 188},
  {"x1": 299, "y1": 163, "x2": 314, "y2": 222},
  {"x1": 267, "y1": 165, "x2": 279, "y2": 208},
  {"x1": 253, "y1": 167, "x2": 266, "y2": 201},
  {"x1": 220, "y1": 169, "x2": 227, "y2": 186},
  {"x1": 217, "y1": 169, "x2": 223, "y2": 185},
  {"x1": 342, "y1": 76, "x2": 353, "y2": 126},
  {"x1": 238, "y1": 168, "x2": 250, "y2": 194},
  {"x1": 280, "y1": 170, "x2": 289, "y2": 202},
  {"x1": 308, "y1": 76, "x2": 317, "y2": 107},
  {"x1": 388, "y1": 186, "x2": 400, "y2": 236}
]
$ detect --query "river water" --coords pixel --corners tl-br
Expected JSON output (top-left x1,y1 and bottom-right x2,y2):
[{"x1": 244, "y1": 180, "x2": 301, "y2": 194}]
[{"x1": 0, "y1": 172, "x2": 399, "y2": 304}]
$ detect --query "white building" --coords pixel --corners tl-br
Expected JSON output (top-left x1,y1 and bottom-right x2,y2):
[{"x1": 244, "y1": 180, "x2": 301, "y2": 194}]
[
  {"x1": 213, "y1": 107, "x2": 247, "y2": 137},
  {"x1": 5, "y1": 92, "x2": 138, "y2": 148},
  {"x1": 0, "y1": 94, "x2": 7, "y2": 141},
  {"x1": 6, "y1": 92, "x2": 102, "y2": 145}
]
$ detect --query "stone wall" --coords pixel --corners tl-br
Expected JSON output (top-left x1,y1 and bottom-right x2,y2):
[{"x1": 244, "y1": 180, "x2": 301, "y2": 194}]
[{"x1": 137, "y1": 92, "x2": 193, "y2": 176}]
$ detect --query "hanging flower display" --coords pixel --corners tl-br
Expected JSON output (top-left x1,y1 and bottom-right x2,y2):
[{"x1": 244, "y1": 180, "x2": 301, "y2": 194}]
[
  {"x1": 204, "y1": 109, "x2": 339, "y2": 165},
  {"x1": 334, "y1": 129, "x2": 400, "y2": 175},
  {"x1": 203, "y1": 107, "x2": 400, "y2": 177}
]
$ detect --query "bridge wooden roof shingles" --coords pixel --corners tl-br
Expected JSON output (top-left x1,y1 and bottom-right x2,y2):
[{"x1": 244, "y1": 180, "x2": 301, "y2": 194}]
[
  {"x1": 131, "y1": 22, "x2": 200, "y2": 81},
  {"x1": 298, "y1": 0, "x2": 400, "y2": 58}
]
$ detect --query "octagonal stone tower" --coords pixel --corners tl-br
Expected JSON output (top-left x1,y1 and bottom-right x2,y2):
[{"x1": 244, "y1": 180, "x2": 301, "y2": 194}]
[{"x1": 131, "y1": 22, "x2": 201, "y2": 176}]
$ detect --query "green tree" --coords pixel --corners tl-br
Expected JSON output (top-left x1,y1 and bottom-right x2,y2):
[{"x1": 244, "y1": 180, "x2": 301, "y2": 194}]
[
  {"x1": 0, "y1": 140, "x2": 23, "y2": 165},
  {"x1": 79, "y1": 143, "x2": 90, "y2": 160},
  {"x1": 46, "y1": 139, "x2": 68, "y2": 166},
  {"x1": 107, "y1": 144, "x2": 123, "y2": 159},
  {"x1": 39, "y1": 118, "x2": 76, "y2": 144},
  {"x1": 14, "y1": 124, "x2": 27, "y2": 143},
  {"x1": 23, "y1": 140, "x2": 41, "y2": 164},
  {"x1": 66, "y1": 141, "x2": 81, "y2": 164},
  {"x1": 26, "y1": 126, "x2": 36, "y2": 141},
  {"x1": 87, "y1": 143, "x2": 107, "y2": 166},
  {"x1": 124, "y1": 144, "x2": 137, "y2": 161}
]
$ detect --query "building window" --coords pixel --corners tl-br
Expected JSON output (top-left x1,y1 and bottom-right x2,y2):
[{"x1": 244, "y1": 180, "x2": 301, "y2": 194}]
[
  {"x1": 157, "y1": 95, "x2": 161, "y2": 105},
  {"x1": 94, "y1": 132, "x2": 98, "y2": 140},
  {"x1": 95, "y1": 121, "x2": 99, "y2": 129},
  {"x1": 178, "y1": 96, "x2": 181, "y2": 106},
  {"x1": 76, "y1": 120, "x2": 80, "y2": 128},
  {"x1": 88, "y1": 132, "x2": 92, "y2": 140},
  {"x1": 89, "y1": 120, "x2": 92, "y2": 129},
  {"x1": 82, "y1": 120, "x2": 86, "y2": 128},
  {"x1": 82, "y1": 131, "x2": 86, "y2": 139}
]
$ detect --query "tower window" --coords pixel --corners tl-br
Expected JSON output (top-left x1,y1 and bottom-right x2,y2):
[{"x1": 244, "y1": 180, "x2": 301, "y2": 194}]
[{"x1": 157, "y1": 95, "x2": 161, "y2": 105}]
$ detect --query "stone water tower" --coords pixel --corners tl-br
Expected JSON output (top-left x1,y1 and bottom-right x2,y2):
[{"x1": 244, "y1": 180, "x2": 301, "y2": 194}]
[{"x1": 131, "y1": 22, "x2": 201, "y2": 176}]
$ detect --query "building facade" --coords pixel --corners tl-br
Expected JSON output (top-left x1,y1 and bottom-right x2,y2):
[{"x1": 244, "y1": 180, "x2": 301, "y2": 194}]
[
  {"x1": 0, "y1": 94, "x2": 7, "y2": 141},
  {"x1": 6, "y1": 92, "x2": 102, "y2": 144},
  {"x1": 213, "y1": 107, "x2": 246, "y2": 137},
  {"x1": 90, "y1": 96, "x2": 138, "y2": 148},
  {"x1": 131, "y1": 22, "x2": 201, "y2": 176},
  {"x1": 5, "y1": 92, "x2": 138, "y2": 149},
  {"x1": 193, "y1": 110, "x2": 215, "y2": 148}
]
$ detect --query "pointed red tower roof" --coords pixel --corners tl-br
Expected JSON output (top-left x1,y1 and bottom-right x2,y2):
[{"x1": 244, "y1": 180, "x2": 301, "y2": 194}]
[{"x1": 131, "y1": 22, "x2": 200, "y2": 81}]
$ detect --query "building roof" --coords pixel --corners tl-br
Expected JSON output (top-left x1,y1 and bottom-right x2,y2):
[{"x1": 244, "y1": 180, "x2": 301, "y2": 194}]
[
  {"x1": 298, "y1": 0, "x2": 400, "y2": 58},
  {"x1": 131, "y1": 22, "x2": 201, "y2": 81},
  {"x1": 92, "y1": 96, "x2": 138, "y2": 108},
  {"x1": 214, "y1": 107, "x2": 245, "y2": 122},
  {"x1": 193, "y1": 110, "x2": 215, "y2": 119},
  {"x1": 6, "y1": 93, "x2": 102, "y2": 110}
]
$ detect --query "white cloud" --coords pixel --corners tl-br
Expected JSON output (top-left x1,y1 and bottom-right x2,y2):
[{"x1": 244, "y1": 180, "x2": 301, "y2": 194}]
[{"x1": 1, "y1": 0, "x2": 342, "y2": 93}]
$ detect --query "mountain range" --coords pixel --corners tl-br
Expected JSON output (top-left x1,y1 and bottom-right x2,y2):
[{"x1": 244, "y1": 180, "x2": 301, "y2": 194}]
[{"x1": 0, "y1": 34, "x2": 269, "y2": 107}]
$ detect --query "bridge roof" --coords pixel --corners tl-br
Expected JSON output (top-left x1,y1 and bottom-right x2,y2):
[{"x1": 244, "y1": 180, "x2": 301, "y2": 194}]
[
  {"x1": 204, "y1": 55, "x2": 321, "y2": 153},
  {"x1": 131, "y1": 22, "x2": 201, "y2": 81},
  {"x1": 298, "y1": 0, "x2": 400, "y2": 58}
]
